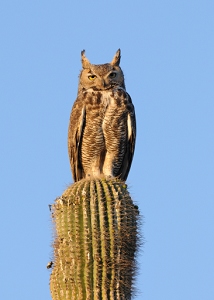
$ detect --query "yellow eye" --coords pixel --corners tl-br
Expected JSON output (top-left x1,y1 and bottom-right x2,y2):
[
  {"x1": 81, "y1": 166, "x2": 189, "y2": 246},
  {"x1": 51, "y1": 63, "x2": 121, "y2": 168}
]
[
  {"x1": 109, "y1": 72, "x2": 116, "y2": 78},
  {"x1": 88, "y1": 75, "x2": 96, "y2": 80}
]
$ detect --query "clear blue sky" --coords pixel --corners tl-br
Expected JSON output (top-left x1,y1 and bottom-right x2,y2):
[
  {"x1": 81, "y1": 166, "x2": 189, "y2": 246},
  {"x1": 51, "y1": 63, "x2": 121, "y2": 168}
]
[{"x1": 1, "y1": 1, "x2": 214, "y2": 299}]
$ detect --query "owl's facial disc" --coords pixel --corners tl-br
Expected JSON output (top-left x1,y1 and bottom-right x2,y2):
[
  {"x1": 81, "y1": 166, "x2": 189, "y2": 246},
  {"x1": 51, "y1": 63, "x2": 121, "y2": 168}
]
[
  {"x1": 80, "y1": 65, "x2": 124, "y2": 91},
  {"x1": 87, "y1": 72, "x2": 113, "y2": 90}
]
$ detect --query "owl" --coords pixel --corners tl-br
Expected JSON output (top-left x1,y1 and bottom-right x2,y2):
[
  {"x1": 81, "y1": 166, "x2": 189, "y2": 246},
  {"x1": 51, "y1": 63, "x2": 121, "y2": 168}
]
[{"x1": 68, "y1": 49, "x2": 136, "y2": 182}]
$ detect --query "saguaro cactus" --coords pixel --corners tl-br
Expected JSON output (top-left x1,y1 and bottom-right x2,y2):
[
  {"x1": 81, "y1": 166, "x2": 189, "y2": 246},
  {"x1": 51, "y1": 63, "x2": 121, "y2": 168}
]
[{"x1": 50, "y1": 178, "x2": 139, "y2": 300}]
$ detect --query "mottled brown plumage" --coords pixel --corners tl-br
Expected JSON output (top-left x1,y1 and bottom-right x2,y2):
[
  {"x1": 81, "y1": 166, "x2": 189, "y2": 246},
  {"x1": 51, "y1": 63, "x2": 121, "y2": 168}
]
[{"x1": 68, "y1": 49, "x2": 136, "y2": 182}]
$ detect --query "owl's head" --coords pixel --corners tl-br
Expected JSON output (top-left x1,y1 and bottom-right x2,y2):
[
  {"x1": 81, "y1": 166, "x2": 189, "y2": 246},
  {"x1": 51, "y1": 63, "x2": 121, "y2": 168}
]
[{"x1": 78, "y1": 49, "x2": 125, "y2": 91}]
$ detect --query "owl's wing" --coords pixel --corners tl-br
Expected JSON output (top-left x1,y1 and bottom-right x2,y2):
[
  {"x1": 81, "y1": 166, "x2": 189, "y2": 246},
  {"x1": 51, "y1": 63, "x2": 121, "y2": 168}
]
[
  {"x1": 119, "y1": 94, "x2": 136, "y2": 181},
  {"x1": 68, "y1": 98, "x2": 86, "y2": 182}
]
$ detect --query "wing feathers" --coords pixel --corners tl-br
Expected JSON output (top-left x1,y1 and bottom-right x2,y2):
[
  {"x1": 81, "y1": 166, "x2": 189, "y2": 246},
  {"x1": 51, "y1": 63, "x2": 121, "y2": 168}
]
[
  {"x1": 68, "y1": 102, "x2": 86, "y2": 182},
  {"x1": 119, "y1": 99, "x2": 136, "y2": 181}
]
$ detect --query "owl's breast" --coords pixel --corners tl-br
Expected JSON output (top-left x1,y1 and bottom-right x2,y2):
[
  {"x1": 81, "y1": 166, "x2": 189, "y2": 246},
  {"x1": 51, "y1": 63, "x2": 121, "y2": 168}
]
[
  {"x1": 83, "y1": 88, "x2": 130, "y2": 122},
  {"x1": 83, "y1": 90, "x2": 110, "y2": 118},
  {"x1": 103, "y1": 88, "x2": 131, "y2": 116}
]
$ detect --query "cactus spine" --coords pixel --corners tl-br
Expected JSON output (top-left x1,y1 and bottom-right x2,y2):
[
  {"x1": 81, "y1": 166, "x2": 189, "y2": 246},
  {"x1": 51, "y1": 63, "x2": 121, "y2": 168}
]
[{"x1": 50, "y1": 178, "x2": 139, "y2": 300}]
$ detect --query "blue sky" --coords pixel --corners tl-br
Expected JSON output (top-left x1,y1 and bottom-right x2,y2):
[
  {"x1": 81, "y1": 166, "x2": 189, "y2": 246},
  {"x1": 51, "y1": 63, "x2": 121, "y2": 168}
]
[{"x1": 1, "y1": 1, "x2": 214, "y2": 299}]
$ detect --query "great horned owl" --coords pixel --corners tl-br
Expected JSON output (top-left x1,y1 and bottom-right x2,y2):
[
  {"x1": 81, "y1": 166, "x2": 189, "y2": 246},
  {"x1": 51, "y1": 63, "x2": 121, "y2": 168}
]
[{"x1": 68, "y1": 49, "x2": 136, "y2": 182}]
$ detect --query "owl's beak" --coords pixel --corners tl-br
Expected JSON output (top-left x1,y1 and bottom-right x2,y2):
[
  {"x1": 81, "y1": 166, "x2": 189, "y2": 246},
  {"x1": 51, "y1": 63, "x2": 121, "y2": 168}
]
[{"x1": 102, "y1": 80, "x2": 106, "y2": 88}]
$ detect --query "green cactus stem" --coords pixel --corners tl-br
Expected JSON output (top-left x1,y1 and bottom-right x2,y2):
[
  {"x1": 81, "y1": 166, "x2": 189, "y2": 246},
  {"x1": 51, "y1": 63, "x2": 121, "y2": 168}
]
[{"x1": 50, "y1": 178, "x2": 139, "y2": 300}]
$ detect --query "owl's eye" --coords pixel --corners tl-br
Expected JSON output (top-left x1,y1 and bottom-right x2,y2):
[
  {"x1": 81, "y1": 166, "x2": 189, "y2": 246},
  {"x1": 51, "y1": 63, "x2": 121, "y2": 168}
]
[
  {"x1": 109, "y1": 72, "x2": 117, "y2": 78},
  {"x1": 88, "y1": 75, "x2": 96, "y2": 80}
]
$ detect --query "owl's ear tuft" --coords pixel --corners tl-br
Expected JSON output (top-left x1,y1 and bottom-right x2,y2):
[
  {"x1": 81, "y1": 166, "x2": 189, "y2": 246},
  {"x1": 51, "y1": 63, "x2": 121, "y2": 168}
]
[
  {"x1": 110, "y1": 49, "x2": 121, "y2": 66},
  {"x1": 81, "y1": 50, "x2": 91, "y2": 69}
]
